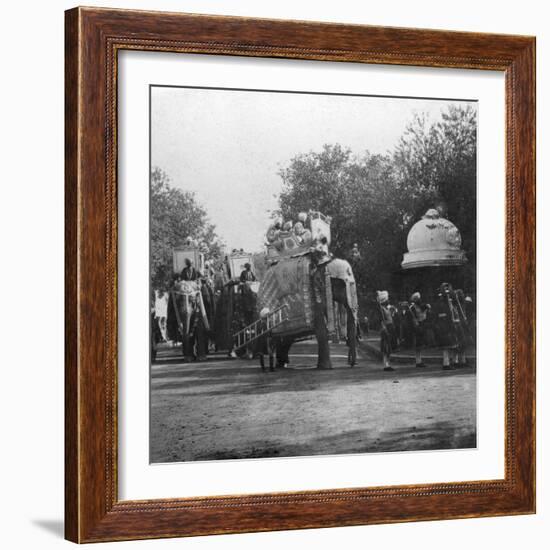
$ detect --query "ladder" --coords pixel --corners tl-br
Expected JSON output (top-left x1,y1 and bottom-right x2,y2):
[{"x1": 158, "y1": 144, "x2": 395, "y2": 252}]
[{"x1": 233, "y1": 305, "x2": 288, "y2": 351}]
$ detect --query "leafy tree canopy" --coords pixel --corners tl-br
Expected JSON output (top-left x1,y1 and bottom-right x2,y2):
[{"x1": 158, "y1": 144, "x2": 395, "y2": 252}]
[
  {"x1": 276, "y1": 104, "x2": 477, "y2": 295},
  {"x1": 150, "y1": 167, "x2": 222, "y2": 290}
]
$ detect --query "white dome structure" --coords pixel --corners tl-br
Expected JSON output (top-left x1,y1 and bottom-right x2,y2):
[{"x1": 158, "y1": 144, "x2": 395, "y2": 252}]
[{"x1": 401, "y1": 209, "x2": 467, "y2": 269}]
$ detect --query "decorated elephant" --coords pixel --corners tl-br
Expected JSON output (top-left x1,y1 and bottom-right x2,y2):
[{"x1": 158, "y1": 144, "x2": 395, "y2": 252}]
[
  {"x1": 258, "y1": 241, "x2": 358, "y2": 369},
  {"x1": 168, "y1": 280, "x2": 211, "y2": 362}
]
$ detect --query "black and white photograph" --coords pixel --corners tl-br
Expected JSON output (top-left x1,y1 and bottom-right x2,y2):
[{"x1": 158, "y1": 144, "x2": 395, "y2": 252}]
[
  {"x1": 2, "y1": 0, "x2": 544, "y2": 547},
  {"x1": 149, "y1": 85, "x2": 477, "y2": 464}
]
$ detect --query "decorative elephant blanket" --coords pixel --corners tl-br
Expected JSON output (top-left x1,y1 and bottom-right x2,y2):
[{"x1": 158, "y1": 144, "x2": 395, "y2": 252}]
[{"x1": 257, "y1": 255, "x2": 314, "y2": 336}]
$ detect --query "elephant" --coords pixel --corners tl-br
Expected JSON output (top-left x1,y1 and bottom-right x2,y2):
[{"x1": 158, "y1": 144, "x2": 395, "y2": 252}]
[
  {"x1": 212, "y1": 279, "x2": 259, "y2": 356},
  {"x1": 168, "y1": 280, "x2": 211, "y2": 362},
  {"x1": 259, "y1": 246, "x2": 359, "y2": 370}
]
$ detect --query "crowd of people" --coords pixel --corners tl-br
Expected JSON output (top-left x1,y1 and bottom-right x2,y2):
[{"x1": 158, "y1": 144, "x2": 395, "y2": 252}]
[
  {"x1": 266, "y1": 212, "x2": 313, "y2": 252},
  {"x1": 376, "y1": 283, "x2": 475, "y2": 371}
]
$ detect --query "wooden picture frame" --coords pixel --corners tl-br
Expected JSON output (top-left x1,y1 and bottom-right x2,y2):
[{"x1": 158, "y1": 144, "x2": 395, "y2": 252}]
[{"x1": 65, "y1": 6, "x2": 536, "y2": 543}]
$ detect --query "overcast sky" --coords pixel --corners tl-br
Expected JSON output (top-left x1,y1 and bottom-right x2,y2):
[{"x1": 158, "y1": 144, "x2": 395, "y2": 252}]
[{"x1": 151, "y1": 86, "x2": 474, "y2": 252}]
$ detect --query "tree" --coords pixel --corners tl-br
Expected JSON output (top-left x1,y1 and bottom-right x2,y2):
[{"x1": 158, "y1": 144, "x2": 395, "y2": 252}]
[
  {"x1": 275, "y1": 104, "x2": 477, "y2": 295},
  {"x1": 393, "y1": 104, "x2": 477, "y2": 288},
  {"x1": 150, "y1": 167, "x2": 222, "y2": 290},
  {"x1": 277, "y1": 145, "x2": 402, "y2": 292}
]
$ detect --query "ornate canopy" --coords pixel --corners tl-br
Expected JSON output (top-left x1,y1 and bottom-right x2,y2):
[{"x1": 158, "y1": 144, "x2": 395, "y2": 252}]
[{"x1": 401, "y1": 209, "x2": 467, "y2": 270}]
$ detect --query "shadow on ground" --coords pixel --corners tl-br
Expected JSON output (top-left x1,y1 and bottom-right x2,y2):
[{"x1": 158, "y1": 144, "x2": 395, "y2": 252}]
[
  {"x1": 31, "y1": 519, "x2": 64, "y2": 539},
  {"x1": 191, "y1": 421, "x2": 476, "y2": 461},
  {"x1": 152, "y1": 362, "x2": 474, "y2": 399}
]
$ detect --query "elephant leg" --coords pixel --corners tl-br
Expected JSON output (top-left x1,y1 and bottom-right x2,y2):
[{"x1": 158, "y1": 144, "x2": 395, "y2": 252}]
[
  {"x1": 276, "y1": 337, "x2": 291, "y2": 369},
  {"x1": 314, "y1": 307, "x2": 332, "y2": 369},
  {"x1": 346, "y1": 306, "x2": 357, "y2": 367},
  {"x1": 195, "y1": 322, "x2": 208, "y2": 361},
  {"x1": 182, "y1": 334, "x2": 194, "y2": 363},
  {"x1": 266, "y1": 336, "x2": 275, "y2": 371}
]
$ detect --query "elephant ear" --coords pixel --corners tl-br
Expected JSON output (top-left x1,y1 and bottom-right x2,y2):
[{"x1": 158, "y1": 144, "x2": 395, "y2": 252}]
[
  {"x1": 326, "y1": 259, "x2": 359, "y2": 320},
  {"x1": 326, "y1": 258, "x2": 355, "y2": 284}
]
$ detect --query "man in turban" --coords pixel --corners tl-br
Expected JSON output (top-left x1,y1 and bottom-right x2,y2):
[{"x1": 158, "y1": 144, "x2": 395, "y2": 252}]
[
  {"x1": 377, "y1": 290, "x2": 397, "y2": 372},
  {"x1": 432, "y1": 282, "x2": 460, "y2": 370},
  {"x1": 408, "y1": 292, "x2": 429, "y2": 368}
]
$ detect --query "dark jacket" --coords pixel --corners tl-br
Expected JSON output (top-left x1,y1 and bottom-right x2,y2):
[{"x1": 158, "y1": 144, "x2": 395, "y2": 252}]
[
  {"x1": 181, "y1": 266, "x2": 201, "y2": 281},
  {"x1": 239, "y1": 269, "x2": 256, "y2": 283}
]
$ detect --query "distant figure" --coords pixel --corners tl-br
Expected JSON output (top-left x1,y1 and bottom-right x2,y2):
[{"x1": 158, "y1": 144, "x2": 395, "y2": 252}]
[
  {"x1": 359, "y1": 314, "x2": 369, "y2": 338},
  {"x1": 464, "y1": 295, "x2": 475, "y2": 343},
  {"x1": 350, "y1": 243, "x2": 361, "y2": 262},
  {"x1": 180, "y1": 257, "x2": 200, "y2": 281},
  {"x1": 203, "y1": 261, "x2": 214, "y2": 279},
  {"x1": 432, "y1": 282, "x2": 460, "y2": 370},
  {"x1": 223, "y1": 255, "x2": 232, "y2": 279},
  {"x1": 151, "y1": 308, "x2": 161, "y2": 362},
  {"x1": 214, "y1": 264, "x2": 228, "y2": 292},
  {"x1": 454, "y1": 289, "x2": 472, "y2": 366},
  {"x1": 293, "y1": 221, "x2": 312, "y2": 246},
  {"x1": 409, "y1": 292, "x2": 428, "y2": 368},
  {"x1": 255, "y1": 307, "x2": 274, "y2": 372},
  {"x1": 266, "y1": 219, "x2": 282, "y2": 243},
  {"x1": 377, "y1": 290, "x2": 397, "y2": 372},
  {"x1": 266, "y1": 218, "x2": 283, "y2": 252},
  {"x1": 154, "y1": 289, "x2": 168, "y2": 342},
  {"x1": 240, "y1": 262, "x2": 256, "y2": 283}
]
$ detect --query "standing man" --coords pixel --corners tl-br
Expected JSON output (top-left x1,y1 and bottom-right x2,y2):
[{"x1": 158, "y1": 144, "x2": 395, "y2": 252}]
[
  {"x1": 350, "y1": 243, "x2": 361, "y2": 263},
  {"x1": 432, "y1": 282, "x2": 460, "y2": 370},
  {"x1": 181, "y1": 257, "x2": 200, "y2": 281},
  {"x1": 255, "y1": 307, "x2": 274, "y2": 372},
  {"x1": 464, "y1": 295, "x2": 476, "y2": 344},
  {"x1": 409, "y1": 292, "x2": 428, "y2": 368},
  {"x1": 377, "y1": 291, "x2": 397, "y2": 372},
  {"x1": 453, "y1": 289, "x2": 471, "y2": 367},
  {"x1": 203, "y1": 260, "x2": 214, "y2": 280},
  {"x1": 154, "y1": 289, "x2": 168, "y2": 342}
]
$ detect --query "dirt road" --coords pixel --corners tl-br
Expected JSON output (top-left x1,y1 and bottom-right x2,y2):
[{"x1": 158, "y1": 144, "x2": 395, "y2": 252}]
[{"x1": 150, "y1": 340, "x2": 476, "y2": 463}]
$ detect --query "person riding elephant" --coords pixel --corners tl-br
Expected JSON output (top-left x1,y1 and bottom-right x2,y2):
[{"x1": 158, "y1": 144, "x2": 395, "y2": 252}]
[
  {"x1": 239, "y1": 263, "x2": 256, "y2": 283},
  {"x1": 180, "y1": 257, "x2": 201, "y2": 281},
  {"x1": 293, "y1": 221, "x2": 312, "y2": 247}
]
